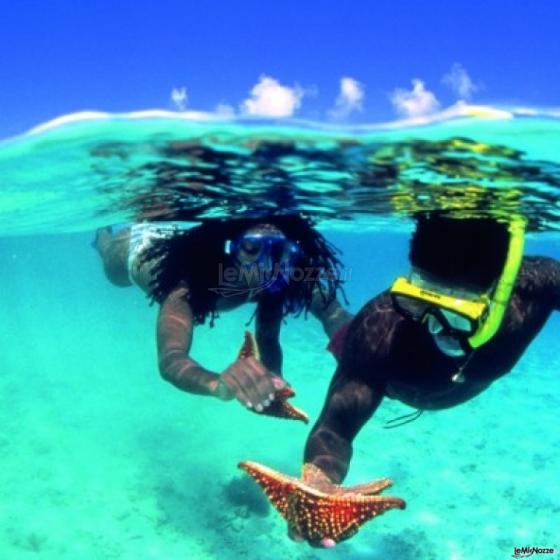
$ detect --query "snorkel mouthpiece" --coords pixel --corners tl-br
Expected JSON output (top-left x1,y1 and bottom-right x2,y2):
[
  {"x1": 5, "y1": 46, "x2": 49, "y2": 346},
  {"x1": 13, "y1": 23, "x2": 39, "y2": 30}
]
[{"x1": 265, "y1": 269, "x2": 290, "y2": 294}]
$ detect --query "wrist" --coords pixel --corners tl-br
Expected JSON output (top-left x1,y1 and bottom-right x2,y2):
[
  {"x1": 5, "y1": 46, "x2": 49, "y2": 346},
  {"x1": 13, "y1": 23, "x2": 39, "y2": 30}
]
[
  {"x1": 167, "y1": 361, "x2": 222, "y2": 397},
  {"x1": 301, "y1": 463, "x2": 338, "y2": 492},
  {"x1": 212, "y1": 377, "x2": 235, "y2": 401}
]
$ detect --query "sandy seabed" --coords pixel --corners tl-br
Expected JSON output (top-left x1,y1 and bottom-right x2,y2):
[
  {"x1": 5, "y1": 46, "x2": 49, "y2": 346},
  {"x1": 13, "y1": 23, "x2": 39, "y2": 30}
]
[{"x1": 0, "y1": 233, "x2": 558, "y2": 560}]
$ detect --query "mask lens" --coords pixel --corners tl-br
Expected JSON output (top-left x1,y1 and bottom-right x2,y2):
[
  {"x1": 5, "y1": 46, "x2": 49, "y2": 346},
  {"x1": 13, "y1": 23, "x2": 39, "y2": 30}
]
[
  {"x1": 427, "y1": 314, "x2": 444, "y2": 334},
  {"x1": 239, "y1": 237, "x2": 264, "y2": 259},
  {"x1": 432, "y1": 332, "x2": 467, "y2": 357},
  {"x1": 440, "y1": 309, "x2": 474, "y2": 333}
]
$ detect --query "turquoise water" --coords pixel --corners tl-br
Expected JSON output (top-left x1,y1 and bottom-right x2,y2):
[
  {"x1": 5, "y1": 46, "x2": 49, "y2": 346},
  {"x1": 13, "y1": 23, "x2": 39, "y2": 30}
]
[
  {"x1": 2, "y1": 110, "x2": 560, "y2": 235},
  {"x1": 0, "y1": 112, "x2": 559, "y2": 559}
]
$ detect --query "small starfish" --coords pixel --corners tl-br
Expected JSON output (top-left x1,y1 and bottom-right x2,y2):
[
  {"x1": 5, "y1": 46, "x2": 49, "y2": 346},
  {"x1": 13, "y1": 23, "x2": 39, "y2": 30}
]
[
  {"x1": 238, "y1": 332, "x2": 309, "y2": 423},
  {"x1": 239, "y1": 461, "x2": 405, "y2": 544}
]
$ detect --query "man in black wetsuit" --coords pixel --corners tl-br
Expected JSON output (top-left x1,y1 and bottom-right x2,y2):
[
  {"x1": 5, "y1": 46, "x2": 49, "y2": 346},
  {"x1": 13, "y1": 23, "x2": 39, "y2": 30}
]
[{"x1": 241, "y1": 214, "x2": 560, "y2": 547}]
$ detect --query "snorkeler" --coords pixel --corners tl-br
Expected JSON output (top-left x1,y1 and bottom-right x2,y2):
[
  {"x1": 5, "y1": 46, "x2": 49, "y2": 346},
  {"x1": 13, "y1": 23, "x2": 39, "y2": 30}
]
[
  {"x1": 240, "y1": 214, "x2": 560, "y2": 547},
  {"x1": 95, "y1": 214, "x2": 352, "y2": 415}
]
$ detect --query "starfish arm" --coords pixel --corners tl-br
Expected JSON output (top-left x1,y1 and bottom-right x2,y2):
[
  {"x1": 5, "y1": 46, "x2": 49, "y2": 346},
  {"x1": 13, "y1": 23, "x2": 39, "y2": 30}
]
[
  {"x1": 341, "y1": 478, "x2": 394, "y2": 496},
  {"x1": 238, "y1": 333, "x2": 309, "y2": 422},
  {"x1": 239, "y1": 461, "x2": 406, "y2": 544},
  {"x1": 238, "y1": 461, "x2": 302, "y2": 518},
  {"x1": 238, "y1": 331, "x2": 260, "y2": 361},
  {"x1": 255, "y1": 396, "x2": 309, "y2": 423}
]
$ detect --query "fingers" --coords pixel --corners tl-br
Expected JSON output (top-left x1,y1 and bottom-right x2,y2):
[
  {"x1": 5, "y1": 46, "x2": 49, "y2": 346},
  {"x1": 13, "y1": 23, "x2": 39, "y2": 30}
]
[
  {"x1": 222, "y1": 358, "x2": 280, "y2": 411},
  {"x1": 289, "y1": 530, "x2": 337, "y2": 549},
  {"x1": 288, "y1": 513, "x2": 340, "y2": 549},
  {"x1": 246, "y1": 357, "x2": 278, "y2": 408},
  {"x1": 289, "y1": 527, "x2": 338, "y2": 548},
  {"x1": 271, "y1": 375, "x2": 286, "y2": 391}
]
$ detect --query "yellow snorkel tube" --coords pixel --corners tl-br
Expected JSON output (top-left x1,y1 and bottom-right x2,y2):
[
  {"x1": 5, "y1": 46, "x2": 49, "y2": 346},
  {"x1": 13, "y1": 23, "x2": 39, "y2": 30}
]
[{"x1": 468, "y1": 217, "x2": 526, "y2": 349}]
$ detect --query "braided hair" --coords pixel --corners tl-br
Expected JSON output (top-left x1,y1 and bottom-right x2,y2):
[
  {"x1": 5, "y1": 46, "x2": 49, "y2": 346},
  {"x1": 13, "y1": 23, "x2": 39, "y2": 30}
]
[{"x1": 142, "y1": 214, "x2": 345, "y2": 325}]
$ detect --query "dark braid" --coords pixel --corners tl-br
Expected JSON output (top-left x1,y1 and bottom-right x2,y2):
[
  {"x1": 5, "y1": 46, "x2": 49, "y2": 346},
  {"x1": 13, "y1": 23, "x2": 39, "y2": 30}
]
[{"x1": 141, "y1": 214, "x2": 345, "y2": 326}]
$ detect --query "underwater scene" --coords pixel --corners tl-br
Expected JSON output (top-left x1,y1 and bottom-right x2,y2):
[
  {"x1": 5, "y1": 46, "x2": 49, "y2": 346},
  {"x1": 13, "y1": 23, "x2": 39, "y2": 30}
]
[{"x1": 0, "y1": 109, "x2": 559, "y2": 560}]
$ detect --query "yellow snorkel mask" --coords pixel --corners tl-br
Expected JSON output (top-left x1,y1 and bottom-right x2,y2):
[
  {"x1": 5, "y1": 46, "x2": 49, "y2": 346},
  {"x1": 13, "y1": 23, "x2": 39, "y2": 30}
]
[
  {"x1": 391, "y1": 217, "x2": 526, "y2": 350},
  {"x1": 391, "y1": 277, "x2": 489, "y2": 336}
]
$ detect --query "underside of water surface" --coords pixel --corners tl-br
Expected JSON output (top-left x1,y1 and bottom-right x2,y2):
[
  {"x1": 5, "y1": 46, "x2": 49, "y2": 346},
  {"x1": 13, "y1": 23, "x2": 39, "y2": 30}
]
[{"x1": 1, "y1": 107, "x2": 560, "y2": 236}]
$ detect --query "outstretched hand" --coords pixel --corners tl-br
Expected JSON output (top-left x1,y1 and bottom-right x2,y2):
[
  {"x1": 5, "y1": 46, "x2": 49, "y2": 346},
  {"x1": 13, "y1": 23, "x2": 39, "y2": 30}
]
[
  {"x1": 217, "y1": 332, "x2": 309, "y2": 422},
  {"x1": 218, "y1": 355, "x2": 285, "y2": 412},
  {"x1": 239, "y1": 461, "x2": 406, "y2": 547}
]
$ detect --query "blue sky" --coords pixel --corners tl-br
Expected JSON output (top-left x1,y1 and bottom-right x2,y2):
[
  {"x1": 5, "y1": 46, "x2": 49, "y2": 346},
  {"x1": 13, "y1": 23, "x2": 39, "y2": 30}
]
[{"x1": 1, "y1": 0, "x2": 559, "y2": 138}]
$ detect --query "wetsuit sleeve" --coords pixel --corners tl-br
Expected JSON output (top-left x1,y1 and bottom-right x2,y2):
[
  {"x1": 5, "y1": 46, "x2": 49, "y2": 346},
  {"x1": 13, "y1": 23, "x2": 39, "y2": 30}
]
[
  {"x1": 303, "y1": 364, "x2": 385, "y2": 484},
  {"x1": 157, "y1": 286, "x2": 221, "y2": 395},
  {"x1": 549, "y1": 258, "x2": 560, "y2": 309},
  {"x1": 527, "y1": 256, "x2": 560, "y2": 310}
]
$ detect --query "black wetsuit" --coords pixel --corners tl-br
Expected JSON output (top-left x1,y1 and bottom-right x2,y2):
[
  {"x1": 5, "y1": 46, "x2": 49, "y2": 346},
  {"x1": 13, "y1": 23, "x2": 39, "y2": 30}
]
[{"x1": 305, "y1": 256, "x2": 560, "y2": 483}]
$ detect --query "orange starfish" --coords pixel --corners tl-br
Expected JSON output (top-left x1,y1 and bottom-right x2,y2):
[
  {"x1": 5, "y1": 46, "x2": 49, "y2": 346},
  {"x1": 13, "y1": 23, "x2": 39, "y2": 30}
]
[
  {"x1": 239, "y1": 461, "x2": 405, "y2": 544},
  {"x1": 238, "y1": 332, "x2": 308, "y2": 423}
]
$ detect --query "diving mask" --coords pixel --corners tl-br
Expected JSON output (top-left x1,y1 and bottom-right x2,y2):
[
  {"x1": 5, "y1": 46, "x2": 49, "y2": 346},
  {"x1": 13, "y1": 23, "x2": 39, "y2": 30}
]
[
  {"x1": 226, "y1": 232, "x2": 301, "y2": 268},
  {"x1": 391, "y1": 218, "x2": 525, "y2": 350},
  {"x1": 391, "y1": 276, "x2": 488, "y2": 336},
  {"x1": 225, "y1": 232, "x2": 302, "y2": 294}
]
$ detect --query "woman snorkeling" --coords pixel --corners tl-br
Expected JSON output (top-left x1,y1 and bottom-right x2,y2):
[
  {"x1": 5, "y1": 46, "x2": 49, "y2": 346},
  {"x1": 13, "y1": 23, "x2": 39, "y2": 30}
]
[{"x1": 95, "y1": 214, "x2": 352, "y2": 415}]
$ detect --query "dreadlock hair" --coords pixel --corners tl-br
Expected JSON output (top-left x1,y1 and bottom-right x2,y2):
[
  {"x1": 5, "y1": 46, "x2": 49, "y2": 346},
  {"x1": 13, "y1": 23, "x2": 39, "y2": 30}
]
[
  {"x1": 409, "y1": 213, "x2": 510, "y2": 290},
  {"x1": 142, "y1": 214, "x2": 345, "y2": 326}
]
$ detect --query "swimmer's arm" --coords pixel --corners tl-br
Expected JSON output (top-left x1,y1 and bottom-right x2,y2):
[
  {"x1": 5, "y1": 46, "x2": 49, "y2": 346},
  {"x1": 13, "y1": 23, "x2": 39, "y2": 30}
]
[
  {"x1": 548, "y1": 258, "x2": 560, "y2": 309},
  {"x1": 530, "y1": 256, "x2": 560, "y2": 310},
  {"x1": 255, "y1": 297, "x2": 283, "y2": 375},
  {"x1": 303, "y1": 366, "x2": 385, "y2": 484},
  {"x1": 309, "y1": 286, "x2": 353, "y2": 339},
  {"x1": 157, "y1": 286, "x2": 221, "y2": 396}
]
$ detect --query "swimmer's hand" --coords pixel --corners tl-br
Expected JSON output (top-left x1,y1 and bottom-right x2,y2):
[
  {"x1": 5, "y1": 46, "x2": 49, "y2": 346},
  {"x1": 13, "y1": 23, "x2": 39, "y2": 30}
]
[
  {"x1": 216, "y1": 332, "x2": 309, "y2": 423},
  {"x1": 239, "y1": 461, "x2": 405, "y2": 547},
  {"x1": 216, "y1": 355, "x2": 285, "y2": 412}
]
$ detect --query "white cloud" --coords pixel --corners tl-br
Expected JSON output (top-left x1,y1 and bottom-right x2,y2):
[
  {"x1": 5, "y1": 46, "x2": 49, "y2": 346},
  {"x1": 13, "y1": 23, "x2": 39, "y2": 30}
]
[
  {"x1": 442, "y1": 63, "x2": 479, "y2": 99},
  {"x1": 241, "y1": 75, "x2": 304, "y2": 117},
  {"x1": 214, "y1": 103, "x2": 236, "y2": 117},
  {"x1": 171, "y1": 87, "x2": 188, "y2": 111},
  {"x1": 328, "y1": 77, "x2": 364, "y2": 119},
  {"x1": 389, "y1": 79, "x2": 440, "y2": 117}
]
